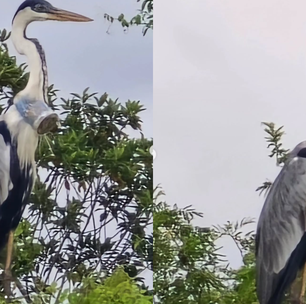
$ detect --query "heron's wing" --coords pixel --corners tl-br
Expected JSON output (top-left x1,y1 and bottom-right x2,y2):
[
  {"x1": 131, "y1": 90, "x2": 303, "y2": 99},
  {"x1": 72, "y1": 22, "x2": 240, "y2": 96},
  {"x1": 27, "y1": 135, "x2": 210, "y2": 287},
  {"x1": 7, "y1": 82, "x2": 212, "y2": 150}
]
[
  {"x1": 0, "y1": 123, "x2": 11, "y2": 205},
  {"x1": 256, "y1": 157, "x2": 306, "y2": 304}
]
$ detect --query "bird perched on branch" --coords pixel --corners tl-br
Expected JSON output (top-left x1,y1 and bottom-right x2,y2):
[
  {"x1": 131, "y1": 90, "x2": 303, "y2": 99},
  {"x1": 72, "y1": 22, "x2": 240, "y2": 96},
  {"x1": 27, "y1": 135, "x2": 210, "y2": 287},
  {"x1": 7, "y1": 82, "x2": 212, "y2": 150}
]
[
  {"x1": 256, "y1": 141, "x2": 306, "y2": 304},
  {"x1": 0, "y1": 0, "x2": 92, "y2": 296}
]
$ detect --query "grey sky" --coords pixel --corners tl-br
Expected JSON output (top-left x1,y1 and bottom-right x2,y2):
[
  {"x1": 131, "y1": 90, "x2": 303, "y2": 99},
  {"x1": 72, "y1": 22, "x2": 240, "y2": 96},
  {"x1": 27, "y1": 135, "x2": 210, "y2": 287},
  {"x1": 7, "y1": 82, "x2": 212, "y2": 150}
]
[{"x1": 155, "y1": 0, "x2": 306, "y2": 268}]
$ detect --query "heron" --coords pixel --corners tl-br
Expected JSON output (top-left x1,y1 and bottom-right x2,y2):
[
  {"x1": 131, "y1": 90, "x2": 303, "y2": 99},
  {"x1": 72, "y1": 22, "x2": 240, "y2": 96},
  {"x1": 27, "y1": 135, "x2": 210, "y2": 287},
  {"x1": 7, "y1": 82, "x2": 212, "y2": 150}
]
[
  {"x1": 256, "y1": 141, "x2": 306, "y2": 303},
  {"x1": 0, "y1": 0, "x2": 92, "y2": 294}
]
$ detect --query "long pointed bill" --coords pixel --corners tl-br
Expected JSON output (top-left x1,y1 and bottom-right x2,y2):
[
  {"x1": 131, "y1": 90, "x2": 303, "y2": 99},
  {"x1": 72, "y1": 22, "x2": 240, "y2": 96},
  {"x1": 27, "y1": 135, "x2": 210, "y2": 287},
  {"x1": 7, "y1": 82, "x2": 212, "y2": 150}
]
[{"x1": 47, "y1": 8, "x2": 93, "y2": 22}]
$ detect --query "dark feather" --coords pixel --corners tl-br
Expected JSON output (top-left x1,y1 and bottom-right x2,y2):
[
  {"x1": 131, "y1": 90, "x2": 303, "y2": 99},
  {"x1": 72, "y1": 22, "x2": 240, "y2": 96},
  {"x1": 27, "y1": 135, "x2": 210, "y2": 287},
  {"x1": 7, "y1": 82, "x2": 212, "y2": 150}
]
[
  {"x1": 0, "y1": 121, "x2": 34, "y2": 249},
  {"x1": 268, "y1": 233, "x2": 306, "y2": 304}
]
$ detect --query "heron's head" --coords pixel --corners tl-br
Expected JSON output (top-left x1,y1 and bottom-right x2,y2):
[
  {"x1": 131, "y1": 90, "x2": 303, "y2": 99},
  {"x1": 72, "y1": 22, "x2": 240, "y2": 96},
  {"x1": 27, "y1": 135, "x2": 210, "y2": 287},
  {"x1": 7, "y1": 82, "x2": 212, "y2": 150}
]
[{"x1": 13, "y1": 0, "x2": 93, "y2": 25}]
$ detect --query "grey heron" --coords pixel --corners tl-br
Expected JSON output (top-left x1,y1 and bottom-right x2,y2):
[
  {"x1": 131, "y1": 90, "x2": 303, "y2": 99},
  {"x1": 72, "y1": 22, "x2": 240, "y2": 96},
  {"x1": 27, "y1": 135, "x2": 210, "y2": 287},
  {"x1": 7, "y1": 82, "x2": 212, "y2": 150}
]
[
  {"x1": 0, "y1": 0, "x2": 92, "y2": 294},
  {"x1": 256, "y1": 141, "x2": 306, "y2": 303}
]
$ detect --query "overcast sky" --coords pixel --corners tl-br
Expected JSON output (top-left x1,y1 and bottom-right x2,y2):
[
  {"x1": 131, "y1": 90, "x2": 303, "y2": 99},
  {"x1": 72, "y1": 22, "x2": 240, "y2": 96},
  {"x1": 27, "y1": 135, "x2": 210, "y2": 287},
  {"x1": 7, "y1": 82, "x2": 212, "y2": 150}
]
[{"x1": 155, "y1": 0, "x2": 306, "y2": 268}]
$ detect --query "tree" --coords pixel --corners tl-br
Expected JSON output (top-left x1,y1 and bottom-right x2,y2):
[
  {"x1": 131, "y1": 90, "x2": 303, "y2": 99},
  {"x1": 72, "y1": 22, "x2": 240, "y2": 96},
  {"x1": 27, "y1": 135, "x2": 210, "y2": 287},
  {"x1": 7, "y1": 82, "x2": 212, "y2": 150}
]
[
  {"x1": 153, "y1": 186, "x2": 257, "y2": 304},
  {"x1": 65, "y1": 267, "x2": 152, "y2": 304},
  {"x1": 0, "y1": 1, "x2": 153, "y2": 301},
  {"x1": 104, "y1": 0, "x2": 153, "y2": 36},
  {"x1": 153, "y1": 122, "x2": 306, "y2": 304}
]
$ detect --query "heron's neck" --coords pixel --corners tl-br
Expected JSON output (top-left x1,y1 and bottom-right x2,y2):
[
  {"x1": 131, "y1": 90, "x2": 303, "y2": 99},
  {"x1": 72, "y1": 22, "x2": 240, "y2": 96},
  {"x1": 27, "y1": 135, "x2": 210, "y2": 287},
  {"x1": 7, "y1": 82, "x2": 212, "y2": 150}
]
[{"x1": 11, "y1": 19, "x2": 48, "y2": 103}]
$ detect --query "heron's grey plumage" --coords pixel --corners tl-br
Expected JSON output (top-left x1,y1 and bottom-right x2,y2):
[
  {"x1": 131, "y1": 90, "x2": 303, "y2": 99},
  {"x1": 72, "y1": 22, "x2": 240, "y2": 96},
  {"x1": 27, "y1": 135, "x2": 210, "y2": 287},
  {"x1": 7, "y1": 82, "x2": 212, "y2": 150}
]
[{"x1": 256, "y1": 141, "x2": 306, "y2": 304}]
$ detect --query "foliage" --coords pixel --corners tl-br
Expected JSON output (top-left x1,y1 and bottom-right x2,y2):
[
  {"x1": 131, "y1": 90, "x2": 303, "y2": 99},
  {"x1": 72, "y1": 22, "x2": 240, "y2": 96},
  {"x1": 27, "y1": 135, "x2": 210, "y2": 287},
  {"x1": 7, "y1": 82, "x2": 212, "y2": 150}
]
[
  {"x1": 0, "y1": 23, "x2": 152, "y2": 303},
  {"x1": 0, "y1": 29, "x2": 27, "y2": 100},
  {"x1": 104, "y1": 0, "x2": 153, "y2": 36},
  {"x1": 153, "y1": 122, "x2": 299, "y2": 304},
  {"x1": 261, "y1": 122, "x2": 289, "y2": 165},
  {"x1": 68, "y1": 267, "x2": 152, "y2": 304},
  {"x1": 256, "y1": 122, "x2": 289, "y2": 196},
  {"x1": 153, "y1": 188, "x2": 257, "y2": 303},
  {"x1": 0, "y1": 267, "x2": 152, "y2": 304}
]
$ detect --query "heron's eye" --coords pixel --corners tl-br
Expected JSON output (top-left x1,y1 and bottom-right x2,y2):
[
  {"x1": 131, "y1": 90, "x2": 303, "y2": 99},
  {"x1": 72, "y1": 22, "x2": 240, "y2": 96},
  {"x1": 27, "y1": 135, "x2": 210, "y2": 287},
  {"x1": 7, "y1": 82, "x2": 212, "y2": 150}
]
[
  {"x1": 33, "y1": 4, "x2": 45, "y2": 11},
  {"x1": 297, "y1": 148, "x2": 306, "y2": 158}
]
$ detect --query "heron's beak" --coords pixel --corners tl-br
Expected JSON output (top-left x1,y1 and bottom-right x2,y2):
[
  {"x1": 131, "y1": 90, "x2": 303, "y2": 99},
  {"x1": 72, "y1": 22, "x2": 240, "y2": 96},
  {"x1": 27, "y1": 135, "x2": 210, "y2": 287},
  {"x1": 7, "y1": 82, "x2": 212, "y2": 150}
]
[{"x1": 47, "y1": 7, "x2": 93, "y2": 22}]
